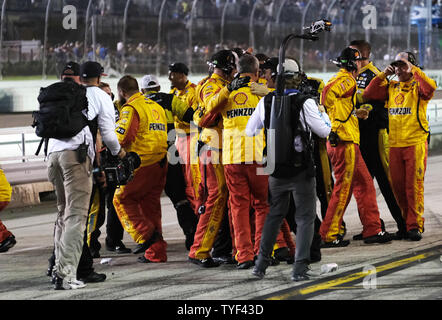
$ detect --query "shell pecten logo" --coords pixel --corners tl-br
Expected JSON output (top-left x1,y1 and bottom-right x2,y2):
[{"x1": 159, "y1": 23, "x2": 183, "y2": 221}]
[{"x1": 233, "y1": 92, "x2": 248, "y2": 105}]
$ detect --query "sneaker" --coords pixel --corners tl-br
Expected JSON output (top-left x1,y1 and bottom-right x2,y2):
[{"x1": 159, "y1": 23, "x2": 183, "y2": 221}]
[
  {"x1": 320, "y1": 238, "x2": 350, "y2": 248},
  {"x1": 67, "y1": 279, "x2": 87, "y2": 290},
  {"x1": 78, "y1": 272, "x2": 106, "y2": 283},
  {"x1": 188, "y1": 257, "x2": 220, "y2": 268},
  {"x1": 363, "y1": 231, "x2": 392, "y2": 244},
  {"x1": 0, "y1": 235, "x2": 16, "y2": 253},
  {"x1": 407, "y1": 229, "x2": 422, "y2": 241}
]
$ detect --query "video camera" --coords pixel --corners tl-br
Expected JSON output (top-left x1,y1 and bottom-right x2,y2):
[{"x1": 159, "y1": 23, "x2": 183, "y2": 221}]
[{"x1": 102, "y1": 151, "x2": 141, "y2": 187}]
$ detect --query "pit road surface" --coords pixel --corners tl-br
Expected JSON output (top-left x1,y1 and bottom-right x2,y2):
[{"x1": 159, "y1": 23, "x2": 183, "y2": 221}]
[{"x1": 1, "y1": 155, "x2": 442, "y2": 303}]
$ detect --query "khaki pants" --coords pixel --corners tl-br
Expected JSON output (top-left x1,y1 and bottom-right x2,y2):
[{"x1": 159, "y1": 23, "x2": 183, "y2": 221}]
[{"x1": 48, "y1": 150, "x2": 92, "y2": 281}]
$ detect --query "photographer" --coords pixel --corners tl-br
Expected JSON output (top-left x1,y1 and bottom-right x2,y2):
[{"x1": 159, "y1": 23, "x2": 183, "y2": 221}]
[
  {"x1": 113, "y1": 75, "x2": 169, "y2": 263},
  {"x1": 48, "y1": 61, "x2": 124, "y2": 290},
  {"x1": 247, "y1": 58, "x2": 331, "y2": 281}
]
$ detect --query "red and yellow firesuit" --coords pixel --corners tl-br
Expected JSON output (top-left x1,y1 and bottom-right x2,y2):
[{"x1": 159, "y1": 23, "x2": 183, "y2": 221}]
[
  {"x1": 202, "y1": 79, "x2": 270, "y2": 264},
  {"x1": 113, "y1": 92, "x2": 169, "y2": 262},
  {"x1": 0, "y1": 169, "x2": 13, "y2": 243},
  {"x1": 319, "y1": 68, "x2": 384, "y2": 242},
  {"x1": 188, "y1": 73, "x2": 230, "y2": 261},
  {"x1": 170, "y1": 80, "x2": 199, "y2": 211},
  {"x1": 363, "y1": 66, "x2": 436, "y2": 233}
]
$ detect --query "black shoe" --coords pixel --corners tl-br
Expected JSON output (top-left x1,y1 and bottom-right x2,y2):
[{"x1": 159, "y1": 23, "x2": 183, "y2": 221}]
[
  {"x1": 320, "y1": 238, "x2": 350, "y2": 248},
  {"x1": 47, "y1": 264, "x2": 54, "y2": 277},
  {"x1": 79, "y1": 272, "x2": 106, "y2": 283},
  {"x1": 252, "y1": 266, "x2": 266, "y2": 279},
  {"x1": 132, "y1": 231, "x2": 160, "y2": 254},
  {"x1": 137, "y1": 256, "x2": 153, "y2": 263},
  {"x1": 53, "y1": 273, "x2": 65, "y2": 290},
  {"x1": 270, "y1": 257, "x2": 280, "y2": 266},
  {"x1": 188, "y1": 257, "x2": 220, "y2": 268},
  {"x1": 310, "y1": 252, "x2": 321, "y2": 264},
  {"x1": 106, "y1": 241, "x2": 132, "y2": 254},
  {"x1": 90, "y1": 248, "x2": 100, "y2": 259},
  {"x1": 0, "y1": 235, "x2": 16, "y2": 253},
  {"x1": 407, "y1": 229, "x2": 422, "y2": 241},
  {"x1": 212, "y1": 255, "x2": 235, "y2": 265},
  {"x1": 185, "y1": 233, "x2": 195, "y2": 251},
  {"x1": 391, "y1": 230, "x2": 408, "y2": 240},
  {"x1": 237, "y1": 260, "x2": 254, "y2": 270},
  {"x1": 352, "y1": 233, "x2": 363, "y2": 241},
  {"x1": 291, "y1": 266, "x2": 320, "y2": 282},
  {"x1": 363, "y1": 231, "x2": 392, "y2": 244}
]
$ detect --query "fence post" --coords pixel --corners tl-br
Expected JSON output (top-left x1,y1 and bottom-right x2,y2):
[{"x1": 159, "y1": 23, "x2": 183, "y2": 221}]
[
  {"x1": 42, "y1": 0, "x2": 52, "y2": 80},
  {"x1": 156, "y1": 0, "x2": 167, "y2": 76},
  {"x1": 84, "y1": 0, "x2": 93, "y2": 60},
  {"x1": 299, "y1": 0, "x2": 313, "y2": 69},
  {"x1": 0, "y1": 0, "x2": 6, "y2": 81},
  {"x1": 322, "y1": 0, "x2": 338, "y2": 72},
  {"x1": 188, "y1": 0, "x2": 199, "y2": 73}
]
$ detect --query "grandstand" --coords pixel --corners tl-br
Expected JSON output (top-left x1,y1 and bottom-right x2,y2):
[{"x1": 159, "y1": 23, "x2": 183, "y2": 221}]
[{"x1": 0, "y1": 0, "x2": 440, "y2": 77}]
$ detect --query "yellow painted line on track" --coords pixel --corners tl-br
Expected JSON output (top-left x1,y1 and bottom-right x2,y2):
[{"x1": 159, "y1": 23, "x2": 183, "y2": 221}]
[{"x1": 267, "y1": 251, "x2": 433, "y2": 300}]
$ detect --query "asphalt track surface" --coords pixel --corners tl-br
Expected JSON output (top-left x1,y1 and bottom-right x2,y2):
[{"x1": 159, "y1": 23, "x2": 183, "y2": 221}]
[{"x1": 1, "y1": 152, "x2": 442, "y2": 309}]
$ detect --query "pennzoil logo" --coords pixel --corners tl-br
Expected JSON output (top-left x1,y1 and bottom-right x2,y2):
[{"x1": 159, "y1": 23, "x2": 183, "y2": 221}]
[
  {"x1": 233, "y1": 92, "x2": 248, "y2": 105},
  {"x1": 149, "y1": 123, "x2": 166, "y2": 131},
  {"x1": 226, "y1": 107, "x2": 255, "y2": 119},
  {"x1": 389, "y1": 107, "x2": 411, "y2": 115}
]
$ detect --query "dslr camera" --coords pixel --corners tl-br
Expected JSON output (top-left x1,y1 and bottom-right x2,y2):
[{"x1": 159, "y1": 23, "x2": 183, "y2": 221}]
[{"x1": 102, "y1": 151, "x2": 141, "y2": 187}]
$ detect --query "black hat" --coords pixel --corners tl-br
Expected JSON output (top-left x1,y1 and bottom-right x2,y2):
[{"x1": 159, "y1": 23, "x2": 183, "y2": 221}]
[
  {"x1": 333, "y1": 47, "x2": 363, "y2": 71},
  {"x1": 261, "y1": 57, "x2": 279, "y2": 73},
  {"x1": 208, "y1": 49, "x2": 237, "y2": 74},
  {"x1": 168, "y1": 62, "x2": 189, "y2": 75},
  {"x1": 80, "y1": 61, "x2": 107, "y2": 79},
  {"x1": 61, "y1": 61, "x2": 80, "y2": 77}
]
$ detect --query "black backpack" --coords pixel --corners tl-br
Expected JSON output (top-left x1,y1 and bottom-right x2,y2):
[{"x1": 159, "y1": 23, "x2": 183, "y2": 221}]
[{"x1": 32, "y1": 79, "x2": 89, "y2": 156}]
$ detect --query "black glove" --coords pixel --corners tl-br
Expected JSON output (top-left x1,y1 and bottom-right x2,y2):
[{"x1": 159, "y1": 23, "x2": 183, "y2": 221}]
[
  {"x1": 328, "y1": 131, "x2": 340, "y2": 147},
  {"x1": 227, "y1": 75, "x2": 250, "y2": 92}
]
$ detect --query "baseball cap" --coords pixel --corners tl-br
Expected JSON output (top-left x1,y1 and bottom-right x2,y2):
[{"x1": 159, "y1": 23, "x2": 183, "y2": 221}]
[
  {"x1": 391, "y1": 51, "x2": 418, "y2": 67},
  {"x1": 80, "y1": 61, "x2": 107, "y2": 79},
  {"x1": 61, "y1": 61, "x2": 80, "y2": 77},
  {"x1": 168, "y1": 62, "x2": 189, "y2": 75},
  {"x1": 140, "y1": 75, "x2": 160, "y2": 89}
]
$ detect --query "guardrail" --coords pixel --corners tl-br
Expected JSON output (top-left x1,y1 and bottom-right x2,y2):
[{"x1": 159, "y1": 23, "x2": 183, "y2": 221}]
[
  {"x1": 0, "y1": 126, "x2": 46, "y2": 185},
  {"x1": 1, "y1": 100, "x2": 442, "y2": 185}
]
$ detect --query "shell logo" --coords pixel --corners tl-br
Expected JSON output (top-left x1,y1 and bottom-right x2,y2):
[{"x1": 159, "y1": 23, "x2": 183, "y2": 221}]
[
  {"x1": 233, "y1": 92, "x2": 248, "y2": 105},
  {"x1": 394, "y1": 93, "x2": 405, "y2": 105},
  {"x1": 152, "y1": 109, "x2": 160, "y2": 120}
]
